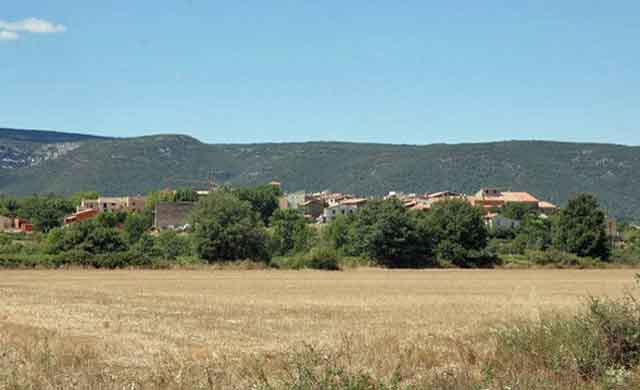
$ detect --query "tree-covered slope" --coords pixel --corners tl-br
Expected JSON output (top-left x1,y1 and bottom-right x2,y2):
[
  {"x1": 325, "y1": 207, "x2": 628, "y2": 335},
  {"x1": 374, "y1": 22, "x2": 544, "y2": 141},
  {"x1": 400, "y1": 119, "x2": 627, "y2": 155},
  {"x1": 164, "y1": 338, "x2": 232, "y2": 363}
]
[{"x1": 1, "y1": 129, "x2": 638, "y2": 219}]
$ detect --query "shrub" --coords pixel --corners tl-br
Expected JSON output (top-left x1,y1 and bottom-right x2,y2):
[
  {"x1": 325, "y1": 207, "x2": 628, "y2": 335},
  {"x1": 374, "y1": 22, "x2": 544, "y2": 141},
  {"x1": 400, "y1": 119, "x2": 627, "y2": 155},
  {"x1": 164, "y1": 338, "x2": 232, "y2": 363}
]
[
  {"x1": 52, "y1": 249, "x2": 93, "y2": 267},
  {"x1": 81, "y1": 226, "x2": 127, "y2": 254},
  {"x1": 269, "y1": 209, "x2": 316, "y2": 255},
  {"x1": 154, "y1": 231, "x2": 192, "y2": 260},
  {"x1": 93, "y1": 251, "x2": 153, "y2": 269},
  {"x1": 525, "y1": 249, "x2": 599, "y2": 268},
  {"x1": 0, "y1": 234, "x2": 11, "y2": 246},
  {"x1": 273, "y1": 246, "x2": 341, "y2": 270},
  {"x1": 305, "y1": 246, "x2": 340, "y2": 270},
  {"x1": 0, "y1": 253, "x2": 54, "y2": 268},
  {"x1": 123, "y1": 213, "x2": 151, "y2": 244},
  {"x1": 611, "y1": 248, "x2": 640, "y2": 265},
  {"x1": 488, "y1": 284, "x2": 640, "y2": 381}
]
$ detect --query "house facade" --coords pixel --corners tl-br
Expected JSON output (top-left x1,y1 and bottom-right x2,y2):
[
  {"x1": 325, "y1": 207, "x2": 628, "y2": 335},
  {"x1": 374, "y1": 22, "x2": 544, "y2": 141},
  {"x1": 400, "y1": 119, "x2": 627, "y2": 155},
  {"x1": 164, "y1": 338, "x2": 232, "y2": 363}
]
[
  {"x1": 318, "y1": 198, "x2": 367, "y2": 223},
  {"x1": 154, "y1": 202, "x2": 196, "y2": 230},
  {"x1": 0, "y1": 216, "x2": 13, "y2": 231},
  {"x1": 484, "y1": 213, "x2": 521, "y2": 230},
  {"x1": 80, "y1": 196, "x2": 146, "y2": 213}
]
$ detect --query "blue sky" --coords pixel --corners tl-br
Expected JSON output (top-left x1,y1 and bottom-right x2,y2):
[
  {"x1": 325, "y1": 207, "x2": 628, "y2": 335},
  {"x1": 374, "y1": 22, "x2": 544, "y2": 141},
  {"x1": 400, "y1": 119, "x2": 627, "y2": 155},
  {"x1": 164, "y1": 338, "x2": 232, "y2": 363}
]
[{"x1": 1, "y1": 1, "x2": 639, "y2": 145}]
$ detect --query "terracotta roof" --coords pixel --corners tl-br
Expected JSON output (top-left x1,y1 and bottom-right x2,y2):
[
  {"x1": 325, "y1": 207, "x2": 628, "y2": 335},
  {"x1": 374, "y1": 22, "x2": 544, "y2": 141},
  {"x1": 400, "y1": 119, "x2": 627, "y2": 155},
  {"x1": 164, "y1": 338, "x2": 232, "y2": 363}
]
[
  {"x1": 340, "y1": 198, "x2": 367, "y2": 205},
  {"x1": 501, "y1": 192, "x2": 539, "y2": 203},
  {"x1": 428, "y1": 191, "x2": 461, "y2": 199},
  {"x1": 75, "y1": 209, "x2": 98, "y2": 217},
  {"x1": 299, "y1": 199, "x2": 323, "y2": 206},
  {"x1": 538, "y1": 201, "x2": 557, "y2": 209},
  {"x1": 474, "y1": 191, "x2": 539, "y2": 203},
  {"x1": 403, "y1": 200, "x2": 417, "y2": 208}
]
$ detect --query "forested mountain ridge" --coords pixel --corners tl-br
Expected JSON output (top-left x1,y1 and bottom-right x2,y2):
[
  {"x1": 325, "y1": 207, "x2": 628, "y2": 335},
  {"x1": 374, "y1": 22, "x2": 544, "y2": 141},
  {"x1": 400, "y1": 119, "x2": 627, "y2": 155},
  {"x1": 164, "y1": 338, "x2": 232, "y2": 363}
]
[{"x1": 1, "y1": 128, "x2": 639, "y2": 219}]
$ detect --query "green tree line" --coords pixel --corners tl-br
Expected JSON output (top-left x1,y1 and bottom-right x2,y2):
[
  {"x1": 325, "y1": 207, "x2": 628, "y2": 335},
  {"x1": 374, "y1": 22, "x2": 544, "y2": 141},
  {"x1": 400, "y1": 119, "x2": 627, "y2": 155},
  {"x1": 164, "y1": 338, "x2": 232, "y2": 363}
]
[{"x1": 0, "y1": 188, "x2": 633, "y2": 269}]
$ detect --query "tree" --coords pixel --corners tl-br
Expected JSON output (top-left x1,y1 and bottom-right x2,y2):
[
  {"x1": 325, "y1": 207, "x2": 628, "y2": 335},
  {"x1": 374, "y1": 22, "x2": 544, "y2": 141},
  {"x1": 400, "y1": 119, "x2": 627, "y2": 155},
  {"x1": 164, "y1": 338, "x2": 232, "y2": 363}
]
[
  {"x1": 46, "y1": 219, "x2": 127, "y2": 255},
  {"x1": 174, "y1": 188, "x2": 198, "y2": 202},
  {"x1": 623, "y1": 228, "x2": 640, "y2": 256},
  {"x1": 144, "y1": 190, "x2": 176, "y2": 212},
  {"x1": 270, "y1": 209, "x2": 315, "y2": 255},
  {"x1": 154, "y1": 230, "x2": 192, "y2": 260},
  {"x1": 428, "y1": 200, "x2": 488, "y2": 266},
  {"x1": 235, "y1": 185, "x2": 283, "y2": 225},
  {"x1": 514, "y1": 214, "x2": 553, "y2": 251},
  {"x1": 70, "y1": 191, "x2": 99, "y2": 207},
  {"x1": 95, "y1": 211, "x2": 127, "y2": 228},
  {"x1": 553, "y1": 193, "x2": 610, "y2": 260},
  {"x1": 501, "y1": 202, "x2": 537, "y2": 221},
  {"x1": 190, "y1": 191, "x2": 269, "y2": 262},
  {"x1": 123, "y1": 213, "x2": 151, "y2": 244},
  {"x1": 0, "y1": 195, "x2": 19, "y2": 217},
  {"x1": 17, "y1": 195, "x2": 75, "y2": 232},
  {"x1": 82, "y1": 226, "x2": 127, "y2": 254},
  {"x1": 323, "y1": 214, "x2": 356, "y2": 254},
  {"x1": 348, "y1": 199, "x2": 432, "y2": 267}
]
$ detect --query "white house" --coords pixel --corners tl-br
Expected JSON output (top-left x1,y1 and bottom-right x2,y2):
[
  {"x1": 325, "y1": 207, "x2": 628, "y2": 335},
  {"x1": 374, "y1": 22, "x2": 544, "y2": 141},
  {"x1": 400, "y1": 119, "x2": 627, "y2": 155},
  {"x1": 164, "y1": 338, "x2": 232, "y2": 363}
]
[
  {"x1": 484, "y1": 213, "x2": 521, "y2": 230},
  {"x1": 318, "y1": 198, "x2": 367, "y2": 223}
]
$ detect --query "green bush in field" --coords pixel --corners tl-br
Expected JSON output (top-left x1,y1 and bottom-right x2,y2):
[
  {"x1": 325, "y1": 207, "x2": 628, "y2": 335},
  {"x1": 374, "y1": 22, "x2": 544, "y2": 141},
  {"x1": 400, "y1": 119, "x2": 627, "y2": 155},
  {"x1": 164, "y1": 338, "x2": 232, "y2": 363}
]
[{"x1": 305, "y1": 246, "x2": 340, "y2": 270}]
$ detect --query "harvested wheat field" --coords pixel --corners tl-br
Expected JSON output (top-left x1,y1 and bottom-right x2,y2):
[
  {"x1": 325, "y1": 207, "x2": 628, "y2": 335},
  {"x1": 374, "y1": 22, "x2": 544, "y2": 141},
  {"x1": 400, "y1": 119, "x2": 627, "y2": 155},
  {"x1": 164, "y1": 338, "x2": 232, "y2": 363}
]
[{"x1": 1, "y1": 268, "x2": 638, "y2": 389}]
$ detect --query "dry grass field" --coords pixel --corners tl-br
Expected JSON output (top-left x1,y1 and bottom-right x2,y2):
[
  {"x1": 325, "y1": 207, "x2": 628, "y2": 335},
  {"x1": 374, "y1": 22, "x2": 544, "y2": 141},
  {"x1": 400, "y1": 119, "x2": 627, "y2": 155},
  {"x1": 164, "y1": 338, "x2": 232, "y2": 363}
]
[{"x1": 0, "y1": 268, "x2": 638, "y2": 389}]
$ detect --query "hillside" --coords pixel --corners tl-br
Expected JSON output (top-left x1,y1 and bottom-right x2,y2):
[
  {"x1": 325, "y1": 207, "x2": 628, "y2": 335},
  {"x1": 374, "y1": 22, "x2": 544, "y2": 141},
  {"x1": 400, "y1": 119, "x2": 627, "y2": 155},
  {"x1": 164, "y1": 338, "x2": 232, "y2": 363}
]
[
  {"x1": 0, "y1": 127, "x2": 109, "y2": 170},
  {"x1": 1, "y1": 128, "x2": 639, "y2": 219}
]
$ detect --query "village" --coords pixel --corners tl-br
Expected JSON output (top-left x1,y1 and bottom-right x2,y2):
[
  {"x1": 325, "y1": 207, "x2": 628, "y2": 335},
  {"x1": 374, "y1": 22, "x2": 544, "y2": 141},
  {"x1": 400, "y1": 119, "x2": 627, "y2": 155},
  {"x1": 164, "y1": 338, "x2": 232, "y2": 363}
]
[
  {"x1": 52, "y1": 184, "x2": 563, "y2": 230},
  {"x1": 2, "y1": 182, "x2": 623, "y2": 244}
]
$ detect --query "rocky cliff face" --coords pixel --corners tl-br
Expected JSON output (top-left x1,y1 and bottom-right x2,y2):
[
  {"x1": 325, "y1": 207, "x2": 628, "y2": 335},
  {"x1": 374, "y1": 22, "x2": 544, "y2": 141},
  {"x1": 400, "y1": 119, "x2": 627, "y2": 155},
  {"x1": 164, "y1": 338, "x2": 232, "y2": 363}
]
[
  {"x1": 0, "y1": 142, "x2": 83, "y2": 169},
  {"x1": 0, "y1": 127, "x2": 108, "y2": 169}
]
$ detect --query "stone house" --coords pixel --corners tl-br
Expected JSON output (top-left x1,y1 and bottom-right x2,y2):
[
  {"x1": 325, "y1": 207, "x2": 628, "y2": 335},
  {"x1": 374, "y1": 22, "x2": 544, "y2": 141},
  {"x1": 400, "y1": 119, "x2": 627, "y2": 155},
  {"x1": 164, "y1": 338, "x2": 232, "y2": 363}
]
[{"x1": 154, "y1": 202, "x2": 196, "y2": 230}]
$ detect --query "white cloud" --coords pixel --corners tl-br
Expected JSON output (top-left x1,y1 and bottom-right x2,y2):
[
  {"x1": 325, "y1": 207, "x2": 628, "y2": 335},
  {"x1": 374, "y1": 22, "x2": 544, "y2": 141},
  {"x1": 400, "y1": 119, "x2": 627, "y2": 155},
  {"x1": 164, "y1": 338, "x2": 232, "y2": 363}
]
[
  {"x1": 0, "y1": 30, "x2": 19, "y2": 40},
  {"x1": 0, "y1": 18, "x2": 66, "y2": 34}
]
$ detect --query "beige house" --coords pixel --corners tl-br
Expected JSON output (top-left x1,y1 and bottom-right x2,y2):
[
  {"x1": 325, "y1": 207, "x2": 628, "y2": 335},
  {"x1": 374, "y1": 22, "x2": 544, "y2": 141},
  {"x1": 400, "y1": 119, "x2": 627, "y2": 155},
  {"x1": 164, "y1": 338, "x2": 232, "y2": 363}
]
[
  {"x1": 0, "y1": 215, "x2": 13, "y2": 231},
  {"x1": 80, "y1": 196, "x2": 146, "y2": 213}
]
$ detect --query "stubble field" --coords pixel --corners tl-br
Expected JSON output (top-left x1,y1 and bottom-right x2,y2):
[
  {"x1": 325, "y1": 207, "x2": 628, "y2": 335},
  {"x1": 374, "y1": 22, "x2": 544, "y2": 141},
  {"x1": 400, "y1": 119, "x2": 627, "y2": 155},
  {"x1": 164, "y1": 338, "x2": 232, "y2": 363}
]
[{"x1": 0, "y1": 268, "x2": 637, "y2": 389}]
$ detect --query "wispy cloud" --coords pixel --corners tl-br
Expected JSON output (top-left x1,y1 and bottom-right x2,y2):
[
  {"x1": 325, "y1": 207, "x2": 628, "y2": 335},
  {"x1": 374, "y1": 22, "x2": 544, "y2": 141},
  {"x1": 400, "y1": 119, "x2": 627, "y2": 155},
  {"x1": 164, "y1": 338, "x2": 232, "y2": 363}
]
[
  {"x1": 0, "y1": 30, "x2": 19, "y2": 41},
  {"x1": 0, "y1": 18, "x2": 67, "y2": 41}
]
